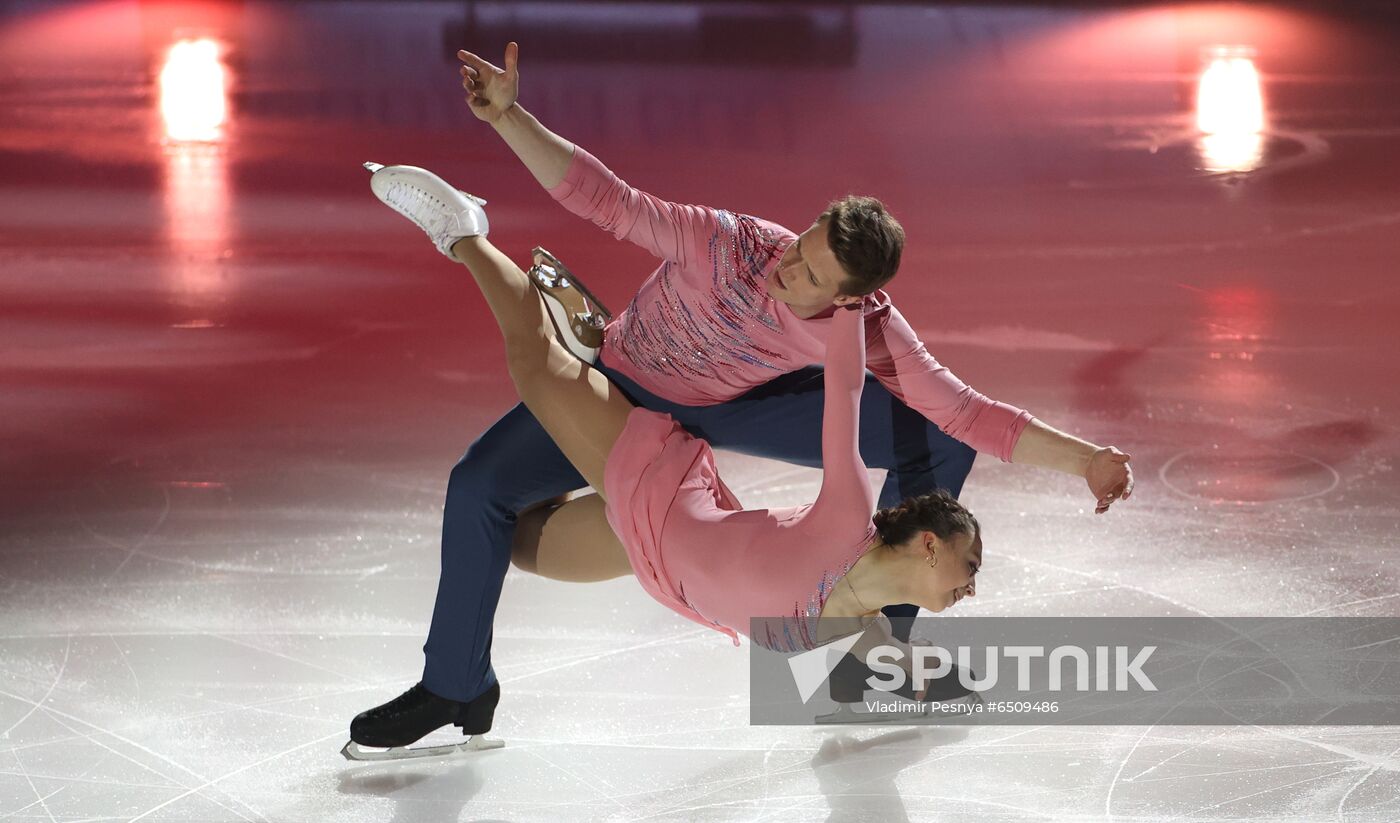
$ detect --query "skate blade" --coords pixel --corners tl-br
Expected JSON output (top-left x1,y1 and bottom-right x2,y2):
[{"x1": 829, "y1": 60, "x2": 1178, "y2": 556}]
[
  {"x1": 340, "y1": 736, "x2": 504, "y2": 762},
  {"x1": 363, "y1": 161, "x2": 385, "y2": 174},
  {"x1": 815, "y1": 705, "x2": 929, "y2": 725},
  {"x1": 815, "y1": 692, "x2": 984, "y2": 725},
  {"x1": 531, "y1": 246, "x2": 613, "y2": 319}
]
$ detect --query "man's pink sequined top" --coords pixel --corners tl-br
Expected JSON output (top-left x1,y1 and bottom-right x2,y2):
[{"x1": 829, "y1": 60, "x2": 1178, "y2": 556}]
[{"x1": 548, "y1": 147, "x2": 1034, "y2": 461}]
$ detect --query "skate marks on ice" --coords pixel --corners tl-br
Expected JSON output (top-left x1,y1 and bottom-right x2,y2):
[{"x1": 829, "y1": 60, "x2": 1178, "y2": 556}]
[
  {"x1": 4, "y1": 445, "x2": 1399, "y2": 820},
  {"x1": 0, "y1": 630, "x2": 382, "y2": 822},
  {"x1": 62, "y1": 453, "x2": 438, "y2": 582}
]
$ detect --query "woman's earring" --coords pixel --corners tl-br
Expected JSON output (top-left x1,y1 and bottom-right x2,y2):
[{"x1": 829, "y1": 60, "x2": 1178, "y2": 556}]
[{"x1": 926, "y1": 547, "x2": 938, "y2": 569}]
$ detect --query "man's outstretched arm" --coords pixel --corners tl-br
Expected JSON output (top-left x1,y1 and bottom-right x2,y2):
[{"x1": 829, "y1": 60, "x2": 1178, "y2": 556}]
[
  {"x1": 459, "y1": 42, "x2": 574, "y2": 188},
  {"x1": 458, "y1": 41, "x2": 720, "y2": 267},
  {"x1": 1009, "y1": 420, "x2": 1133, "y2": 515},
  {"x1": 864, "y1": 302, "x2": 1134, "y2": 515}
]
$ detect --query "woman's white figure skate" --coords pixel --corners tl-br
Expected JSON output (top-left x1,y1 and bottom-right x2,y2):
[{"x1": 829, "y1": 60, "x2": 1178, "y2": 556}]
[{"x1": 363, "y1": 161, "x2": 488, "y2": 260}]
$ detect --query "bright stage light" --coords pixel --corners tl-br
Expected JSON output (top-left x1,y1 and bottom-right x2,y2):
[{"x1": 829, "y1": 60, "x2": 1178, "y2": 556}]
[
  {"x1": 159, "y1": 36, "x2": 232, "y2": 315},
  {"x1": 1196, "y1": 47, "x2": 1264, "y2": 172},
  {"x1": 159, "y1": 38, "x2": 227, "y2": 142}
]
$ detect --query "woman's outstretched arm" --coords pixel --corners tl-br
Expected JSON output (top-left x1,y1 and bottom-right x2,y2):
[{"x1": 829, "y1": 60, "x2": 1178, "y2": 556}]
[{"x1": 801, "y1": 303, "x2": 878, "y2": 532}]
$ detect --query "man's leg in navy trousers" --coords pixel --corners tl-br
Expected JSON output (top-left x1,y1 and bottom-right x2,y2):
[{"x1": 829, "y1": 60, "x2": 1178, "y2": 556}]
[{"x1": 421, "y1": 401, "x2": 585, "y2": 702}]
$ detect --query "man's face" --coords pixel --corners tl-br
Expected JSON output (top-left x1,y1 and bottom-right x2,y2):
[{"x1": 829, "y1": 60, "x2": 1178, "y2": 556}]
[{"x1": 765, "y1": 218, "x2": 863, "y2": 316}]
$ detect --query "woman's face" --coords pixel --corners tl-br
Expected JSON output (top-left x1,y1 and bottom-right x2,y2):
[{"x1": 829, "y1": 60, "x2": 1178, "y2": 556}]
[{"x1": 916, "y1": 530, "x2": 981, "y2": 612}]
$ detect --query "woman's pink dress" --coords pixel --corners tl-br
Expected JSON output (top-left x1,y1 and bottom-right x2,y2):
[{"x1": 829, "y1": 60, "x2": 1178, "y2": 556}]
[{"x1": 603, "y1": 305, "x2": 880, "y2": 651}]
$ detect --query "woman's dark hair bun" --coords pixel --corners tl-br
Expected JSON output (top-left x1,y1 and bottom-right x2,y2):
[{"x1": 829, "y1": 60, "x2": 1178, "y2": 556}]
[{"x1": 873, "y1": 488, "x2": 978, "y2": 546}]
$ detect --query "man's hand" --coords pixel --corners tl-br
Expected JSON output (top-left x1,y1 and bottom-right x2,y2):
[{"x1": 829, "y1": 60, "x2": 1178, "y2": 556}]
[
  {"x1": 1086, "y1": 447, "x2": 1133, "y2": 514},
  {"x1": 458, "y1": 42, "x2": 519, "y2": 124}
]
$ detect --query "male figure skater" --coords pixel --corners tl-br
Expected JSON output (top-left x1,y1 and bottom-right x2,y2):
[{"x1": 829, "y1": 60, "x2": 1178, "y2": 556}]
[{"x1": 348, "y1": 43, "x2": 1132, "y2": 751}]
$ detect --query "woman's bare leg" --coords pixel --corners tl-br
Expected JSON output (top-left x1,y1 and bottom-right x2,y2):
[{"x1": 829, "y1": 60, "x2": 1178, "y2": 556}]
[
  {"x1": 511, "y1": 493, "x2": 631, "y2": 582},
  {"x1": 449, "y1": 236, "x2": 634, "y2": 498}
]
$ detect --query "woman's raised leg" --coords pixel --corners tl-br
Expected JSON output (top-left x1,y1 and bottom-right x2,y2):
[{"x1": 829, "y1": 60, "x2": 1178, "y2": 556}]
[{"x1": 449, "y1": 236, "x2": 634, "y2": 499}]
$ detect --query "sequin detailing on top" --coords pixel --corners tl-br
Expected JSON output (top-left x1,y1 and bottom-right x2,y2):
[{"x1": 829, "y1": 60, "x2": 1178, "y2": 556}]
[
  {"x1": 758, "y1": 550, "x2": 864, "y2": 653},
  {"x1": 610, "y1": 211, "x2": 788, "y2": 383}
]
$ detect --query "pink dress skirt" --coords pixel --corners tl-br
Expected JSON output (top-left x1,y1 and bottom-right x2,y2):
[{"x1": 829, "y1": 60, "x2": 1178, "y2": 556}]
[{"x1": 602, "y1": 406, "x2": 742, "y2": 642}]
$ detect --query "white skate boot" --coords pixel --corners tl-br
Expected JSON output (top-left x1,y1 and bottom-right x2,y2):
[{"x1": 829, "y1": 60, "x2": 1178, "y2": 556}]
[
  {"x1": 364, "y1": 162, "x2": 488, "y2": 261},
  {"x1": 527, "y1": 247, "x2": 613, "y2": 364}
]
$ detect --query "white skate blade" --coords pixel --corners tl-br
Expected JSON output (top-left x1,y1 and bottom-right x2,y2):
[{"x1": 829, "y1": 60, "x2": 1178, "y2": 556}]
[
  {"x1": 363, "y1": 161, "x2": 385, "y2": 173},
  {"x1": 340, "y1": 736, "x2": 504, "y2": 762}
]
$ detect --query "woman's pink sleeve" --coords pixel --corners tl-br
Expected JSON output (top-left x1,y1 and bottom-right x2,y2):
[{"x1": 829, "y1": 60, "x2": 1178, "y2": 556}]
[{"x1": 799, "y1": 305, "x2": 878, "y2": 535}]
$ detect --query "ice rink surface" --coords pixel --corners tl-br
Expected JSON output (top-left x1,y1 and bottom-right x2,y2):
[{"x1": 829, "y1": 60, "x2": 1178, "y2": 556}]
[{"x1": 2, "y1": 1, "x2": 1399, "y2": 820}]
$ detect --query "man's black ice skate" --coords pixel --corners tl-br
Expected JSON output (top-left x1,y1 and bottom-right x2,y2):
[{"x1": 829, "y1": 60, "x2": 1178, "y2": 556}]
[{"x1": 341, "y1": 681, "x2": 504, "y2": 761}]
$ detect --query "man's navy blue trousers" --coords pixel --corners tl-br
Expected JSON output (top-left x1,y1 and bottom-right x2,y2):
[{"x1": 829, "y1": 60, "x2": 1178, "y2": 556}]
[{"x1": 421, "y1": 354, "x2": 978, "y2": 702}]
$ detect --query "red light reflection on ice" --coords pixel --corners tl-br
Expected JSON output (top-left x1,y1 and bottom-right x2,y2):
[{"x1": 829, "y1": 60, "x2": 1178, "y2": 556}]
[
  {"x1": 162, "y1": 142, "x2": 231, "y2": 317},
  {"x1": 1197, "y1": 284, "x2": 1274, "y2": 403}
]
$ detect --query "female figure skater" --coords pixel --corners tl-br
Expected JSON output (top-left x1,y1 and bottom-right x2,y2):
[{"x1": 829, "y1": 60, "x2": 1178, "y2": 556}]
[{"x1": 344, "y1": 165, "x2": 985, "y2": 759}]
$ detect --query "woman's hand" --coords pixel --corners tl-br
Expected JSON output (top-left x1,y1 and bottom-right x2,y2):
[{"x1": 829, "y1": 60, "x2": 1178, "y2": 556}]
[
  {"x1": 1086, "y1": 446, "x2": 1133, "y2": 514},
  {"x1": 458, "y1": 42, "x2": 520, "y2": 124}
]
